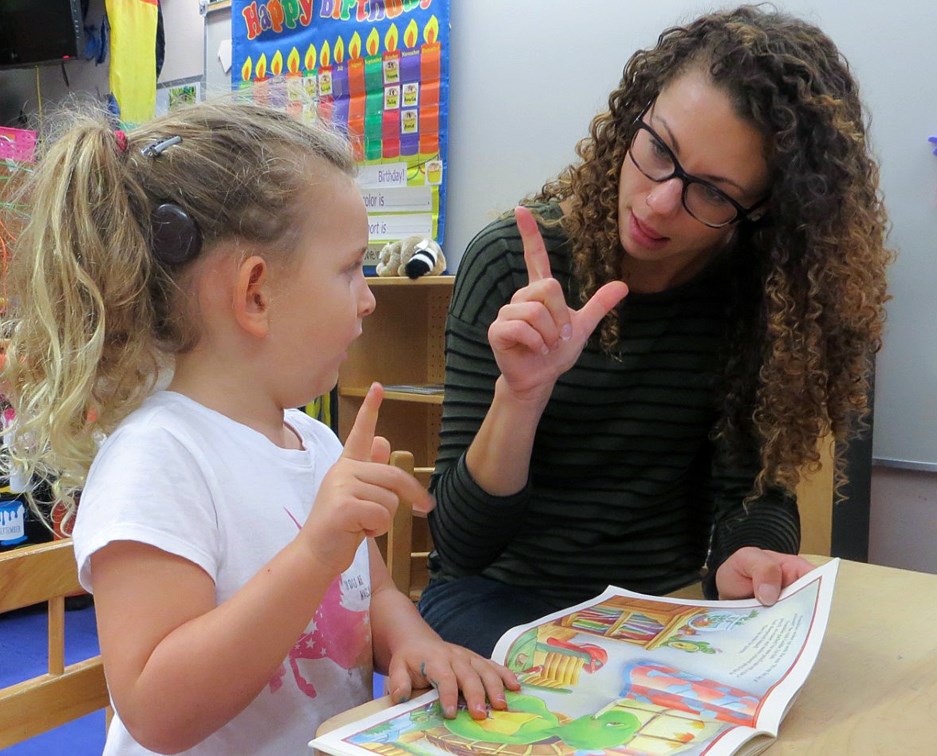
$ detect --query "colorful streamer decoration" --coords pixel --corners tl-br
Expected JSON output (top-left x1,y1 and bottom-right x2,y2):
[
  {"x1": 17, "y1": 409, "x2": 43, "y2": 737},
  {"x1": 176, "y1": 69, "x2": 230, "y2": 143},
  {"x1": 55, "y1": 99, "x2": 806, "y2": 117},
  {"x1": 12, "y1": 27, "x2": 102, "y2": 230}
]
[{"x1": 231, "y1": 1, "x2": 450, "y2": 263}]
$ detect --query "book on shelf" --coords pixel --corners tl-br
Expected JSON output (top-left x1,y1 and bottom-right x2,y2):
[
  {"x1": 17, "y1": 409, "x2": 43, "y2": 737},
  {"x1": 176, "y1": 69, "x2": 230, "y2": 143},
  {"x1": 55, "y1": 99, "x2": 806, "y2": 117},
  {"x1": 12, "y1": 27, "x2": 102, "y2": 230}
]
[
  {"x1": 311, "y1": 559, "x2": 838, "y2": 756},
  {"x1": 381, "y1": 383, "x2": 445, "y2": 395}
]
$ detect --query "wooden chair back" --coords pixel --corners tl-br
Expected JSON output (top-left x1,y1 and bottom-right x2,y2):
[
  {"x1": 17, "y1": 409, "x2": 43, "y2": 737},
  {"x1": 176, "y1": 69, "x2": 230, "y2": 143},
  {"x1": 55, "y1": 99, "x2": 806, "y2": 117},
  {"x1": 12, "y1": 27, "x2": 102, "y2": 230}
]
[
  {"x1": 796, "y1": 434, "x2": 836, "y2": 557},
  {"x1": 0, "y1": 538, "x2": 110, "y2": 748},
  {"x1": 378, "y1": 451, "x2": 433, "y2": 602}
]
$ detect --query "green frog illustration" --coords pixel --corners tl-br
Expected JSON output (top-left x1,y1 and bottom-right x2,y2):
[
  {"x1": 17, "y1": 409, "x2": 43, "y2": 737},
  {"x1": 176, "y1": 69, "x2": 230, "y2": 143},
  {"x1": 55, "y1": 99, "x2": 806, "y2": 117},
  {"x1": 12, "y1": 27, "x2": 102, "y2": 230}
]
[{"x1": 444, "y1": 691, "x2": 640, "y2": 750}]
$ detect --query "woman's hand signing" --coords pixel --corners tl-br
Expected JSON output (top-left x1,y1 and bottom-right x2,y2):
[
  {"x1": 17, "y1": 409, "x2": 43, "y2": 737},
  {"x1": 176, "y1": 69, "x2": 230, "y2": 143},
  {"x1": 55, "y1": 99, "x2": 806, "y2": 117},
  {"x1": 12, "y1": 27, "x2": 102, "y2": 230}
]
[{"x1": 487, "y1": 207, "x2": 629, "y2": 402}]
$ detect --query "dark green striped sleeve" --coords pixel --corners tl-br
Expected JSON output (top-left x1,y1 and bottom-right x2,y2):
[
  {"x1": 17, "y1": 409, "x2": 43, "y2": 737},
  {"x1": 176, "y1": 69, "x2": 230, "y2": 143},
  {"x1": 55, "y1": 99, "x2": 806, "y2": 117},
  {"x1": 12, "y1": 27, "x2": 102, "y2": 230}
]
[
  {"x1": 427, "y1": 216, "x2": 543, "y2": 576},
  {"x1": 702, "y1": 442, "x2": 801, "y2": 598}
]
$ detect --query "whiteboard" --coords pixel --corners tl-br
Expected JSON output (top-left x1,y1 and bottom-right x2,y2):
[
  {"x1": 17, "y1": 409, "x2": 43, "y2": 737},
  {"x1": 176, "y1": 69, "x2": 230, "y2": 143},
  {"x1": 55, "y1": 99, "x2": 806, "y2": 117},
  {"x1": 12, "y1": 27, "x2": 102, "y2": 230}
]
[
  {"x1": 204, "y1": 5, "x2": 234, "y2": 96},
  {"x1": 158, "y1": 0, "x2": 204, "y2": 83},
  {"x1": 443, "y1": 0, "x2": 937, "y2": 470}
]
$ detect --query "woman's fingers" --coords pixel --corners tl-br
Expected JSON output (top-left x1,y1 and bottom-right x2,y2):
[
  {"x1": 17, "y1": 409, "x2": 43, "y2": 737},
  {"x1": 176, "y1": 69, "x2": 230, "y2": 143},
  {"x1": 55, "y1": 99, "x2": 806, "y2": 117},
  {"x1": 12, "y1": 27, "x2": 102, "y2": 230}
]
[
  {"x1": 576, "y1": 280, "x2": 630, "y2": 335},
  {"x1": 514, "y1": 208, "x2": 573, "y2": 342},
  {"x1": 492, "y1": 299, "x2": 565, "y2": 353},
  {"x1": 515, "y1": 206, "x2": 552, "y2": 283}
]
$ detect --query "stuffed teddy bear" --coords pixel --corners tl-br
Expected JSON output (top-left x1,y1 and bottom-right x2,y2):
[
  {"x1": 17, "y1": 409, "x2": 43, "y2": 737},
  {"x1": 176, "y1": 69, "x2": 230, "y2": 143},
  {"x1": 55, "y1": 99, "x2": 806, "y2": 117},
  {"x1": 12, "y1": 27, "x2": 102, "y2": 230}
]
[{"x1": 376, "y1": 235, "x2": 446, "y2": 279}]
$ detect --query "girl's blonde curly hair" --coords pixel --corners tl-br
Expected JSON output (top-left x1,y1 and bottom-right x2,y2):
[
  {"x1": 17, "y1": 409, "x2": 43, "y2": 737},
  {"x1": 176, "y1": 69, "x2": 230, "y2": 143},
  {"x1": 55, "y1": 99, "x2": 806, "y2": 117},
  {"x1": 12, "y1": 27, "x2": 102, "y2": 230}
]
[
  {"x1": 533, "y1": 5, "x2": 893, "y2": 499},
  {"x1": 1, "y1": 97, "x2": 355, "y2": 524}
]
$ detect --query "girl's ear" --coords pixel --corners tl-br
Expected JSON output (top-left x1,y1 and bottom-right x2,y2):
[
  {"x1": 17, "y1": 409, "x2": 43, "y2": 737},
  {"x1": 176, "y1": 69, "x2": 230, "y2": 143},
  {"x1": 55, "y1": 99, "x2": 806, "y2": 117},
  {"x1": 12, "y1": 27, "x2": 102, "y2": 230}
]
[{"x1": 234, "y1": 255, "x2": 270, "y2": 337}]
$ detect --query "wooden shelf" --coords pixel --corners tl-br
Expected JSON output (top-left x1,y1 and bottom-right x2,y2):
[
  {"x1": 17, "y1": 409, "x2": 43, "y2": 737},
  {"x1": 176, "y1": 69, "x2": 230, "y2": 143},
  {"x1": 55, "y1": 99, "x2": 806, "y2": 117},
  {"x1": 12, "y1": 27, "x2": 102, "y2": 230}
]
[
  {"x1": 341, "y1": 278, "x2": 451, "y2": 601},
  {"x1": 364, "y1": 275, "x2": 454, "y2": 287},
  {"x1": 339, "y1": 386, "x2": 444, "y2": 405},
  {"x1": 338, "y1": 276, "x2": 453, "y2": 468}
]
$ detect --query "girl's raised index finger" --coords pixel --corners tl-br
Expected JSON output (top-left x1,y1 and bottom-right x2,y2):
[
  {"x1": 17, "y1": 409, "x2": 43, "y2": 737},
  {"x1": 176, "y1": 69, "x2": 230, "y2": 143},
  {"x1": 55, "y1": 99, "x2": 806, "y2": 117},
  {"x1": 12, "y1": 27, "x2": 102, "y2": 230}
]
[
  {"x1": 514, "y1": 206, "x2": 553, "y2": 283},
  {"x1": 342, "y1": 382, "x2": 383, "y2": 461}
]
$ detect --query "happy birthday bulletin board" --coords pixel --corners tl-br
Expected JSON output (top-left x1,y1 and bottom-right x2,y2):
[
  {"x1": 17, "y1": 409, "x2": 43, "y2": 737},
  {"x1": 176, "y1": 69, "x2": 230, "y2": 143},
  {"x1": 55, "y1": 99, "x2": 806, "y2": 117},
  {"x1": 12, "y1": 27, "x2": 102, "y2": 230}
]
[{"x1": 231, "y1": 0, "x2": 450, "y2": 271}]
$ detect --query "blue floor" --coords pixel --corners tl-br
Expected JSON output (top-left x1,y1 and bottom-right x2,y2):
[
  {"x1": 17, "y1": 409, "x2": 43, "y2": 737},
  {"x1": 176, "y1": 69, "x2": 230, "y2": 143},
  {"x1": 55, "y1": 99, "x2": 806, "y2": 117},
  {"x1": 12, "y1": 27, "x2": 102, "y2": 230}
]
[
  {"x1": 0, "y1": 601, "x2": 106, "y2": 755},
  {"x1": 2, "y1": 600, "x2": 385, "y2": 754}
]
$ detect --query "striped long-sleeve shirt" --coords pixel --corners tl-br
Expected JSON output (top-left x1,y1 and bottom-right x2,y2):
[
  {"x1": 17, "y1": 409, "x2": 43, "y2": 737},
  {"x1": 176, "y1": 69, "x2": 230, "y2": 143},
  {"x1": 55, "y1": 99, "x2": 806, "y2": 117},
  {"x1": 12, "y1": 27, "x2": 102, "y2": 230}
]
[{"x1": 428, "y1": 205, "x2": 799, "y2": 606}]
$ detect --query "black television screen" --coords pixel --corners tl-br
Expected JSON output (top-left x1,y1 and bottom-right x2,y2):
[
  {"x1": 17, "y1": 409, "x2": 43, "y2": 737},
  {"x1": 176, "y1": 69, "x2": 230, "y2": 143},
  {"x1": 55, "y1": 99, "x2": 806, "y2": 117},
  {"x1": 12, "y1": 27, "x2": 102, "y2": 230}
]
[{"x1": 0, "y1": 0, "x2": 83, "y2": 69}]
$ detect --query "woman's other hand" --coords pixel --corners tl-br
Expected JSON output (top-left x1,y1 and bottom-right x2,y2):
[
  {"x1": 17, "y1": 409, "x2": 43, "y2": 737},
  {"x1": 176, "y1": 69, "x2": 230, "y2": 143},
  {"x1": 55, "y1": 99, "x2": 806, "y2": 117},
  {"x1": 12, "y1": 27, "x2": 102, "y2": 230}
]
[{"x1": 715, "y1": 547, "x2": 815, "y2": 604}]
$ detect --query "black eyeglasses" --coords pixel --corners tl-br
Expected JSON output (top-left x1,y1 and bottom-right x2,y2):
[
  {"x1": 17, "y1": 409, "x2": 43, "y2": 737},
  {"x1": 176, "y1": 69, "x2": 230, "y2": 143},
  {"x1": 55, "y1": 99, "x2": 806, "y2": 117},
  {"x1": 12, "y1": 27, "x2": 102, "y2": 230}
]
[{"x1": 628, "y1": 108, "x2": 767, "y2": 228}]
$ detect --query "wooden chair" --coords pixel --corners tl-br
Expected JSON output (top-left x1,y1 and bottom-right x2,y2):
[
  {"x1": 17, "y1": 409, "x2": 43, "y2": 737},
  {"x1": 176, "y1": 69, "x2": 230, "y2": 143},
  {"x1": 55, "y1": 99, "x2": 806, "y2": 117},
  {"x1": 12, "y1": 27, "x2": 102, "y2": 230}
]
[
  {"x1": 377, "y1": 451, "x2": 433, "y2": 602},
  {"x1": 0, "y1": 538, "x2": 110, "y2": 748},
  {"x1": 796, "y1": 434, "x2": 836, "y2": 557}
]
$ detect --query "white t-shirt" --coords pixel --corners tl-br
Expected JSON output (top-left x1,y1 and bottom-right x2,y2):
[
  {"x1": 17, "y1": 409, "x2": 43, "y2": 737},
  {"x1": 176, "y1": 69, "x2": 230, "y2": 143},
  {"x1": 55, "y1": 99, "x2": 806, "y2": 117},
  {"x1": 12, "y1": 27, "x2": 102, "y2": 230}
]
[{"x1": 73, "y1": 391, "x2": 373, "y2": 755}]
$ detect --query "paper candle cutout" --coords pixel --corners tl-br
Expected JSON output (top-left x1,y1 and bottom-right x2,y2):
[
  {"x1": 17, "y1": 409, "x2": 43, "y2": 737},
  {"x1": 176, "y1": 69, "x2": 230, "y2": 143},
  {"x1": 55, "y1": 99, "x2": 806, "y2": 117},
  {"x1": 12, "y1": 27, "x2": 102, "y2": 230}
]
[
  {"x1": 382, "y1": 24, "x2": 402, "y2": 159},
  {"x1": 331, "y1": 37, "x2": 349, "y2": 133},
  {"x1": 399, "y1": 19, "x2": 420, "y2": 156},
  {"x1": 285, "y1": 48, "x2": 304, "y2": 121},
  {"x1": 270, "y1": 49, "x2": 284, "y2": 77},
  {"x1": 347, "y1": 32, "x2": 366, "y2": 159},
  {"x1": 364, "y1": 28, "x2": 384, "y2": 160},
  {"x1": 419, "y1": 16, "x2": 441, "y2": 156},
  {"x1": 318, "y1": 41, "x2": 333, "y2": 121}
]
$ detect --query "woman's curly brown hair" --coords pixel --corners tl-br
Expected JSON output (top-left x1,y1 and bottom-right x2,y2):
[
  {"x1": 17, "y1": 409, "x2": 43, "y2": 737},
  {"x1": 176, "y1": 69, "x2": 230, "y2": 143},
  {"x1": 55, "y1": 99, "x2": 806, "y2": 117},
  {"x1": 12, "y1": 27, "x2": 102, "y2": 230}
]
[{"x1": 535, "y1": 5, "x2": 893, "y2": 499}]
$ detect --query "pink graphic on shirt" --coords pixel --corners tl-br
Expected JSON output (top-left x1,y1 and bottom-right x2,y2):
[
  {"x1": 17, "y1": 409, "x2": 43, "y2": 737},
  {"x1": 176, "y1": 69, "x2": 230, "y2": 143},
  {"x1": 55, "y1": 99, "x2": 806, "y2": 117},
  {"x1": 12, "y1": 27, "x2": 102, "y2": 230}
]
[{"x1": 268, "y1": 574, "x2": 370, "y2": 698}]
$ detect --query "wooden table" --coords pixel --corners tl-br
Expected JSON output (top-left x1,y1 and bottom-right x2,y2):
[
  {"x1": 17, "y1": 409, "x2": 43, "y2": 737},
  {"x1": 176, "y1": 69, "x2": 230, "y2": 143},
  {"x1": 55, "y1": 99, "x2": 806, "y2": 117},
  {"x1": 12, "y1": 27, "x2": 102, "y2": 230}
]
[{"x1": 318, "y1": 557, "x2": 937, "y2": 753}]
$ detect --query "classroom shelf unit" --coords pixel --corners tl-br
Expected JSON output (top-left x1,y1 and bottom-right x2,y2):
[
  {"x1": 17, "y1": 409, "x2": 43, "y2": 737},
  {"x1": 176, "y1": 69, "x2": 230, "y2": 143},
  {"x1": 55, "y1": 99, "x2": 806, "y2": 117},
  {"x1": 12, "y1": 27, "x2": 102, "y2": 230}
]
[
  {"x1": 337, "y1": 276, "x2": 452, "y2": 465},
  {"x1": 337, "y1": 275, "x2": 453, "y2": 599}
]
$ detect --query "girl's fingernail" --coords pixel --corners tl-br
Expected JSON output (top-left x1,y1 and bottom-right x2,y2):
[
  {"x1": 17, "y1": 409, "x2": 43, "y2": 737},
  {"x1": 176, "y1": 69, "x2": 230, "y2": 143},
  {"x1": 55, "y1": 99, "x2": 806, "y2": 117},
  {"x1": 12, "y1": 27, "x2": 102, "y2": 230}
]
[
  {"x1": 561, "y1": 324, "x2": 572, "y2": 340},
  {"x1": 445, "y1": 706, "x2": 456, "y2": 718}
]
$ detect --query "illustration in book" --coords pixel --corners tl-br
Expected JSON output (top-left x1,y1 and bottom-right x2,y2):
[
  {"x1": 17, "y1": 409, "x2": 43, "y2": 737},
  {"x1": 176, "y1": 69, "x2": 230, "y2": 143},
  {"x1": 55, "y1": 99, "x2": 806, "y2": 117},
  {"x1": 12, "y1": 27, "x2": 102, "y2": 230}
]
[{"x1": 312, "y1": 559, "x2": 838, "y2": 756}]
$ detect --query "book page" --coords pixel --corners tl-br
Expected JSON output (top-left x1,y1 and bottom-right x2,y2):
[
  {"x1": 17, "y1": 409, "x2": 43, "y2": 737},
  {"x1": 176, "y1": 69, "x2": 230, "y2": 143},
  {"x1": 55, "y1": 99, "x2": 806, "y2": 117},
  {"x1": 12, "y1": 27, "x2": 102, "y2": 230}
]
[{"x1": 311, "y1": 559, "x2": 838, "y2": 756}]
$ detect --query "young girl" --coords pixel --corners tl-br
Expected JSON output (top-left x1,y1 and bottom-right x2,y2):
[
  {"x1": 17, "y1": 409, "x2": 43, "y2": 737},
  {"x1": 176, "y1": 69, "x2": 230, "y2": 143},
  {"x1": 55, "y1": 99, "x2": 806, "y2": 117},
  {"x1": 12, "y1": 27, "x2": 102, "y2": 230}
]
[{"x1": 1, "y1": 100, "x2": 517, "y2": 754}]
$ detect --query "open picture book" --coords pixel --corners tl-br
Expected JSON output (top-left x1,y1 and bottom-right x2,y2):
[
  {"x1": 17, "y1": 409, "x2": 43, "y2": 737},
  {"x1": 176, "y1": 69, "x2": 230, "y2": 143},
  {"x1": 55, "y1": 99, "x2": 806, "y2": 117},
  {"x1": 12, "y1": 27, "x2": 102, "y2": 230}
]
[{"x1": 311, "y1": 558, "x2": 839, "y2": 756}]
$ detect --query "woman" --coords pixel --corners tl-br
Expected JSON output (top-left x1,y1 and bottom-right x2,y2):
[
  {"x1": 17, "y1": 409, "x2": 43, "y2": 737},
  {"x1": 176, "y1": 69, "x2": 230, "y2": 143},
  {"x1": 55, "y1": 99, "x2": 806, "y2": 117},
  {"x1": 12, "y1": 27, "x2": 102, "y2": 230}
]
[{"x1": 418, "y1": 5, "x2": 892, "y2": 656}]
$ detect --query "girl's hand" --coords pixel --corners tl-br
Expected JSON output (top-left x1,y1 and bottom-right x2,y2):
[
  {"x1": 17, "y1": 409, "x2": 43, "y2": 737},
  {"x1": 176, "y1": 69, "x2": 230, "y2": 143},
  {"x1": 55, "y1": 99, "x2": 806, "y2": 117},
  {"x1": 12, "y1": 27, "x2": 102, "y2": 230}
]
[
  {"x1": 487, "y1": 206, "x2": 628, "y2": 402},
  {"x1": 385, "y1": 638, "x2": 520, "y2": 720},
  {"x1": 300, "y1": 383, "x2": 434, "y2": 575},
  {"x1": 715, "y1": 547, "x2": 815, "y2": 604}
]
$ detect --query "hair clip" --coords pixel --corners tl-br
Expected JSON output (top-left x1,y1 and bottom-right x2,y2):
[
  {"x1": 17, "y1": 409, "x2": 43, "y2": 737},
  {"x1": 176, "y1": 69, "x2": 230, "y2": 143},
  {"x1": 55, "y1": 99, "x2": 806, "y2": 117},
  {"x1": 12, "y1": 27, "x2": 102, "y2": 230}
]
[
  {"x1": 113, "y1": 129, "x2": 128, "y2": 154},
  {"x1": 150, "y1": 203, "x2": 202, "y2": 267},
  {"x1": 141, "y1": 135, "x2": 183, "y2": 158}
]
